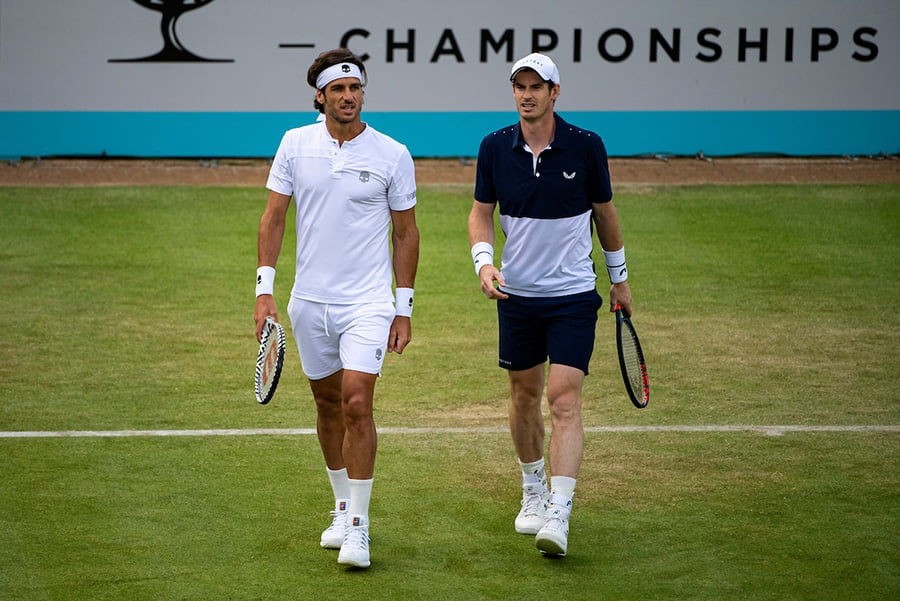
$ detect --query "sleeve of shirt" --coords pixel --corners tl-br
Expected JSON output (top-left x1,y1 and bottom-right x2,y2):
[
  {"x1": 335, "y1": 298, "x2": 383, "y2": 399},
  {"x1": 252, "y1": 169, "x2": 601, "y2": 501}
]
[
  {"x1": 266, "y1": 132, "x2": 294, "y2": 197},
  {"x1": 388, "y1": 145, "x2": 417, "y2": 211},
  {"x1": 588, "y1": 136, "x2": 613, "y2": 204},
  {"x1": 473, "y1": 136, "x2": 496, "y2": 203}
]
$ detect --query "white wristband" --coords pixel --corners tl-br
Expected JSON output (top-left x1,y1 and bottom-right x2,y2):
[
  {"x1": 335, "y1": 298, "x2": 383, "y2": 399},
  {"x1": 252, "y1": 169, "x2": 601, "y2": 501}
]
[
  {"x1": 603, "y1": 247, "x2": 628, "y2": 284},
  {"x1": 395, "y1": 287, "x2": 414, "y2": 317},
  {"x1": 471, "y1": 241, "x2": 494, "y2": 276},
  {"x1": 256, "y1": 266, "x2": 276, "y2": 297}
]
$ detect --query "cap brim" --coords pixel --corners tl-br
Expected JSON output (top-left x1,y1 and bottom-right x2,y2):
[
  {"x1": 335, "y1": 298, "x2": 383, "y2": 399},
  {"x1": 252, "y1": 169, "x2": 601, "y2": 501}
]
[{"x1": 510, "y1": 66, "x2": 539, "y2": 81}]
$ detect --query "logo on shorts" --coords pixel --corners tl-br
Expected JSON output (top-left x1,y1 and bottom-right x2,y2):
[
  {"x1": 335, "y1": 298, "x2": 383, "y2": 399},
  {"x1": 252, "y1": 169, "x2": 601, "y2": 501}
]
[
  {"x1": 359, "y1": 171, "x2": 370, "y2": 183},
  {"x1": 375, "y1": 348, "x2": 383, "y2": 361}
]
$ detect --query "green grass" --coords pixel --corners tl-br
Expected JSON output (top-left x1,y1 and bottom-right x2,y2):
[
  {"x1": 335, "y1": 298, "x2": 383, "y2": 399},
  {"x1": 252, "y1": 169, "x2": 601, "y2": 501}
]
[{"x1": 0, "y1": 183, "x2": 898, "y2": 600}]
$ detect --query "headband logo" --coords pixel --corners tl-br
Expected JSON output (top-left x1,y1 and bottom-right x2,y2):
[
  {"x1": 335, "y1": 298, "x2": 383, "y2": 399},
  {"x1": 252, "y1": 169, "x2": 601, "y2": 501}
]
[{"x1": 316, "y1": 62, "x2": 363, "y2": 90}]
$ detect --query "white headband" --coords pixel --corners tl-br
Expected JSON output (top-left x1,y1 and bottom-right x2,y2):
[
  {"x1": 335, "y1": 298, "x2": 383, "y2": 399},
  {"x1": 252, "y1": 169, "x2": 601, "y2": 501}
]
[{"x1": 315, "y1": 62, "x2": 364, "y2": 90}]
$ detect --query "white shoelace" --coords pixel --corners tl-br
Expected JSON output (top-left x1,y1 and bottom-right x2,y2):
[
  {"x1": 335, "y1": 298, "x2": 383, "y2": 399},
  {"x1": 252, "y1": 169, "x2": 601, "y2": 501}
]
[
  {"x1": 325, "y1": 510, "x2": 347, "y2": 532},
  {"x1": 521, "y1": 489, "x2": 546, "y2": 517},
  {"x1": 344, "y1": 525, "x2": 370, "y2": 550},
  {"x1": 542, "y1": 505, "x2": 570, "y2": 531}
]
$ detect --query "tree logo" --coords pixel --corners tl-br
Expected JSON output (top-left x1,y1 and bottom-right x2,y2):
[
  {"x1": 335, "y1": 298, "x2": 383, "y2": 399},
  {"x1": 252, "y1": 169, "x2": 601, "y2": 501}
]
[{"x1": 109, "y1": 0, "x2": 233, "y2": 63}]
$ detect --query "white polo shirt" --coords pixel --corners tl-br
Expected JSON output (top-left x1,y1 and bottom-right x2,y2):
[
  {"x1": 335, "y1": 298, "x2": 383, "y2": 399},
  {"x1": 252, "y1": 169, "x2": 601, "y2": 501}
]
[{"x1": 266, "y1": 121, "x2": 417, "y2": 305}]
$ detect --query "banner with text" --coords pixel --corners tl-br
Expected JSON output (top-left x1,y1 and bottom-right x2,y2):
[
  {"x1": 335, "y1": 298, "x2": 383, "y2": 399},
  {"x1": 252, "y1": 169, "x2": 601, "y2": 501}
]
[{"x1": 1, "y1": 0, "x2": 897, "y2": 157}]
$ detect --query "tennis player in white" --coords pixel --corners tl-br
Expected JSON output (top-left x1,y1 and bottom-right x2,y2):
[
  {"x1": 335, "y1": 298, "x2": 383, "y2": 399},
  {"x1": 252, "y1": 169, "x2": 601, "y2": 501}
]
[{"x1": 254, "y1": 48, "x2": 419, "y2": 569}]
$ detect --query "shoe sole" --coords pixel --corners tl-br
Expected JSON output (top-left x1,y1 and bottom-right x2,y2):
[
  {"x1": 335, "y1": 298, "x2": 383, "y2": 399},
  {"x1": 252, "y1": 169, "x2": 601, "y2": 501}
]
[
  {"x1": 535, "y1": 535, "x2": 567, "y2": 557},
  {"x1": 338, "y1": 556, "x2": 371, "y2": 568}
]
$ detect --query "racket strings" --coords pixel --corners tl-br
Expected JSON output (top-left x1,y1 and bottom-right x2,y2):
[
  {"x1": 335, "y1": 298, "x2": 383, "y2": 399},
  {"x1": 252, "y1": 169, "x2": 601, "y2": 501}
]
[
  {"x1": 620, "y1": 331, "x2": 644, "y2": 393},
  {"x1": 255, "y1": 321, "x2": 285, "y2": 404},
  {"x1": 259, "y1": 340, "x2": 279, "y2": 395}
]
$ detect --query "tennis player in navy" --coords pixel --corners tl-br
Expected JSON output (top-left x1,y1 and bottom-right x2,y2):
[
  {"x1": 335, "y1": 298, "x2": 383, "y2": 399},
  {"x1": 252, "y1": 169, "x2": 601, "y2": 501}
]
[
  {"x1": 467, "y1": 53, "x2": 633, "y2": 557},
  {"x1": 254, "y1": 48, "x2": 420, "y2": 569}
]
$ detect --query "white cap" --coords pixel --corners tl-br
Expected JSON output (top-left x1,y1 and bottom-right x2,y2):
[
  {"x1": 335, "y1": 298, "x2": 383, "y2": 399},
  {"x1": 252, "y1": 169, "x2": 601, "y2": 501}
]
[{"x1": 509, "y1": 53, "x2": 560, "y2": 85}]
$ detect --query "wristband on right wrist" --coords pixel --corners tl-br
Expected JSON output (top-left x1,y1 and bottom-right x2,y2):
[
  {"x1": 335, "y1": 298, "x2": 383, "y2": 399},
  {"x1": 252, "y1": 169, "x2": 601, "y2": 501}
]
[
  {"x1": 471, "y1": 241, "x2": 494, "y2": 276},
  {"x1": 256, "y1": 266, "x2": 275, "y2": 297}
]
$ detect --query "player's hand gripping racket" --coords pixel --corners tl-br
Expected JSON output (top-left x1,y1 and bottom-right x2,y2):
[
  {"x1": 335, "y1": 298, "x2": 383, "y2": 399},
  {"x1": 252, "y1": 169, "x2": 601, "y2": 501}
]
[
  {"x1": 615, "y1": 305, "x2": 649, "y2": 408},
  {"x1": 254, "y1": 317, "x2": 285, "y2": 404}
]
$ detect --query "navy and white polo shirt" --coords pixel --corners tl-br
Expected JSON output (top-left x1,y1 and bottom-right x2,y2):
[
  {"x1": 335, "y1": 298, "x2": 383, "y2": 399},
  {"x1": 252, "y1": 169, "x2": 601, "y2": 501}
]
[{"x1": 474, "y1": 114, "x2": 613, "y2": 297}]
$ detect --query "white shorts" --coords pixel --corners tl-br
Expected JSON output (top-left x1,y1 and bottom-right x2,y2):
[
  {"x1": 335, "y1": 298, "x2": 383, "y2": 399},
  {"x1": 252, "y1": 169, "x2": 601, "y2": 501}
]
[{"x1": 287, "y1": 297, "x2": 394, "y2": 380}]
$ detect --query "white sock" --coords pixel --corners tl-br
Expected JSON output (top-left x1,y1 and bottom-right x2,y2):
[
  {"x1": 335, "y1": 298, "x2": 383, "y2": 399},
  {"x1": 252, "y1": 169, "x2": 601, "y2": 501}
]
[
  {"x1": 519, "y1": 457, "x2": 547, "y2": 487},
  {"x1": 550, "y1": 476, "x2": 576, "y2": 504},
  {"x1": 348, "y1": 478, "x2": 374, "y2": 522},
  {"x1": 326, "y1": 467, "x2": 350, "y2": 509}
]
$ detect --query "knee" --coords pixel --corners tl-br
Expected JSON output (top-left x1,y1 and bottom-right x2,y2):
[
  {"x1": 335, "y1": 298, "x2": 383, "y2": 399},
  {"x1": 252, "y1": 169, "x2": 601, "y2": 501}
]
[
  {"x1": 342, "y1": 393, "x2": 373, "y2": 424},
  {"x1": 510, "y1": 380, "x2": 544, "y2": 411},
  {"x1": 548, "y1": 394, "x2": 581, "y2": 422},
  {"x1": 315, "y1": 394, "x2": 342, "y2": 418},
  {"x1": 511, "y1": 391, "x2": 543, "y2": 413}
]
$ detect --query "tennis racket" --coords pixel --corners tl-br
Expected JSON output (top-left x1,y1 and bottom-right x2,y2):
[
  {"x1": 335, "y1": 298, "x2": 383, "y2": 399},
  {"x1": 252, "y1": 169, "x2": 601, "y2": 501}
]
[
  {"x1": 615, "y1": 305, "x2": 649, "y2": 409},
  {"x1": 254, "y1": 317, "x2": 285, "y2": 405}
]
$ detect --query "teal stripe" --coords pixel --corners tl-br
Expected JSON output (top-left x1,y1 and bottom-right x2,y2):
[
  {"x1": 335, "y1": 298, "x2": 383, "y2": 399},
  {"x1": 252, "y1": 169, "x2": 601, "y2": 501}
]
[{"x1": 1, "y1": 111, "x2": 897, "y2": 159}]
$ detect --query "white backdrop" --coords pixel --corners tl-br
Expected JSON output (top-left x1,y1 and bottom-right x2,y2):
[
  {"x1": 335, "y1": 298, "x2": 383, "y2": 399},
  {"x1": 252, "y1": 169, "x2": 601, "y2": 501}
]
[
  {"x1": 1, "y1": 0, "x2": 897, "y2": 112},
  {"x1": 1, "y1": 0, "x2": 897, "y2": 157}
]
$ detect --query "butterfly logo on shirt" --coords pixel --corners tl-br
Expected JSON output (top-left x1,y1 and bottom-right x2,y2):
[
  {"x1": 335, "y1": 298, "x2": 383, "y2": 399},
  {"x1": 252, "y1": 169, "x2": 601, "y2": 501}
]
[{"x1": 563, "y1": 171, "x2": 576, "y2": 180}]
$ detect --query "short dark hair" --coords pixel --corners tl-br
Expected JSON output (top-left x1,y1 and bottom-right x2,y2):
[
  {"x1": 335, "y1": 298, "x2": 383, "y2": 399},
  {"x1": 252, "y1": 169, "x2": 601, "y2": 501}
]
[{"x1": 307, "y1": 48, "x2": 367, "y2": 113}]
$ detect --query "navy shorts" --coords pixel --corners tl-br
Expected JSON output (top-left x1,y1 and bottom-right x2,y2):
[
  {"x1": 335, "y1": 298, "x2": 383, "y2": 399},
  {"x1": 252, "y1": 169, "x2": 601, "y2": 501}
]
[{"x1": 496, "y1": 289, "x2": 603, "y2": 374}]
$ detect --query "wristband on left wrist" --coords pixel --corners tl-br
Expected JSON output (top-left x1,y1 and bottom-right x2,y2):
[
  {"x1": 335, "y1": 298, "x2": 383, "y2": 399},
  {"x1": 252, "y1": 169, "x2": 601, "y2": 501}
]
[
  {"x1": 602, "y1": 248, "x2": 628, "y2": 284},
  {"x1": 395, "y1": 287, "x2": 414, "y2": 317}
]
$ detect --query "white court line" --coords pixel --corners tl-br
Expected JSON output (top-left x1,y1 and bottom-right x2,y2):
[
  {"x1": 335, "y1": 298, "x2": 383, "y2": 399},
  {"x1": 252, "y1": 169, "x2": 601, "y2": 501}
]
[{"x1": 0, "y1": 425, "x2": 898, "y2": 438}]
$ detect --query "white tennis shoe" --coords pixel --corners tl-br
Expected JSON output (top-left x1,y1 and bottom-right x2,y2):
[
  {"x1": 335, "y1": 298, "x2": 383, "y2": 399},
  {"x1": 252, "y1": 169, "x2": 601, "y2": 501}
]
[
  {"x1": 515, "y1": 482, "x2": 550, "y2": 534},
  {"x1": 337, "y1": 515, "x2": 371, "y2": 568},
  {"x1": 535, "y1": 494, "x2": 572, "y2": 557},
  {"x1": 320, "y1": 500, "x2": 348, "y2": 549}
]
